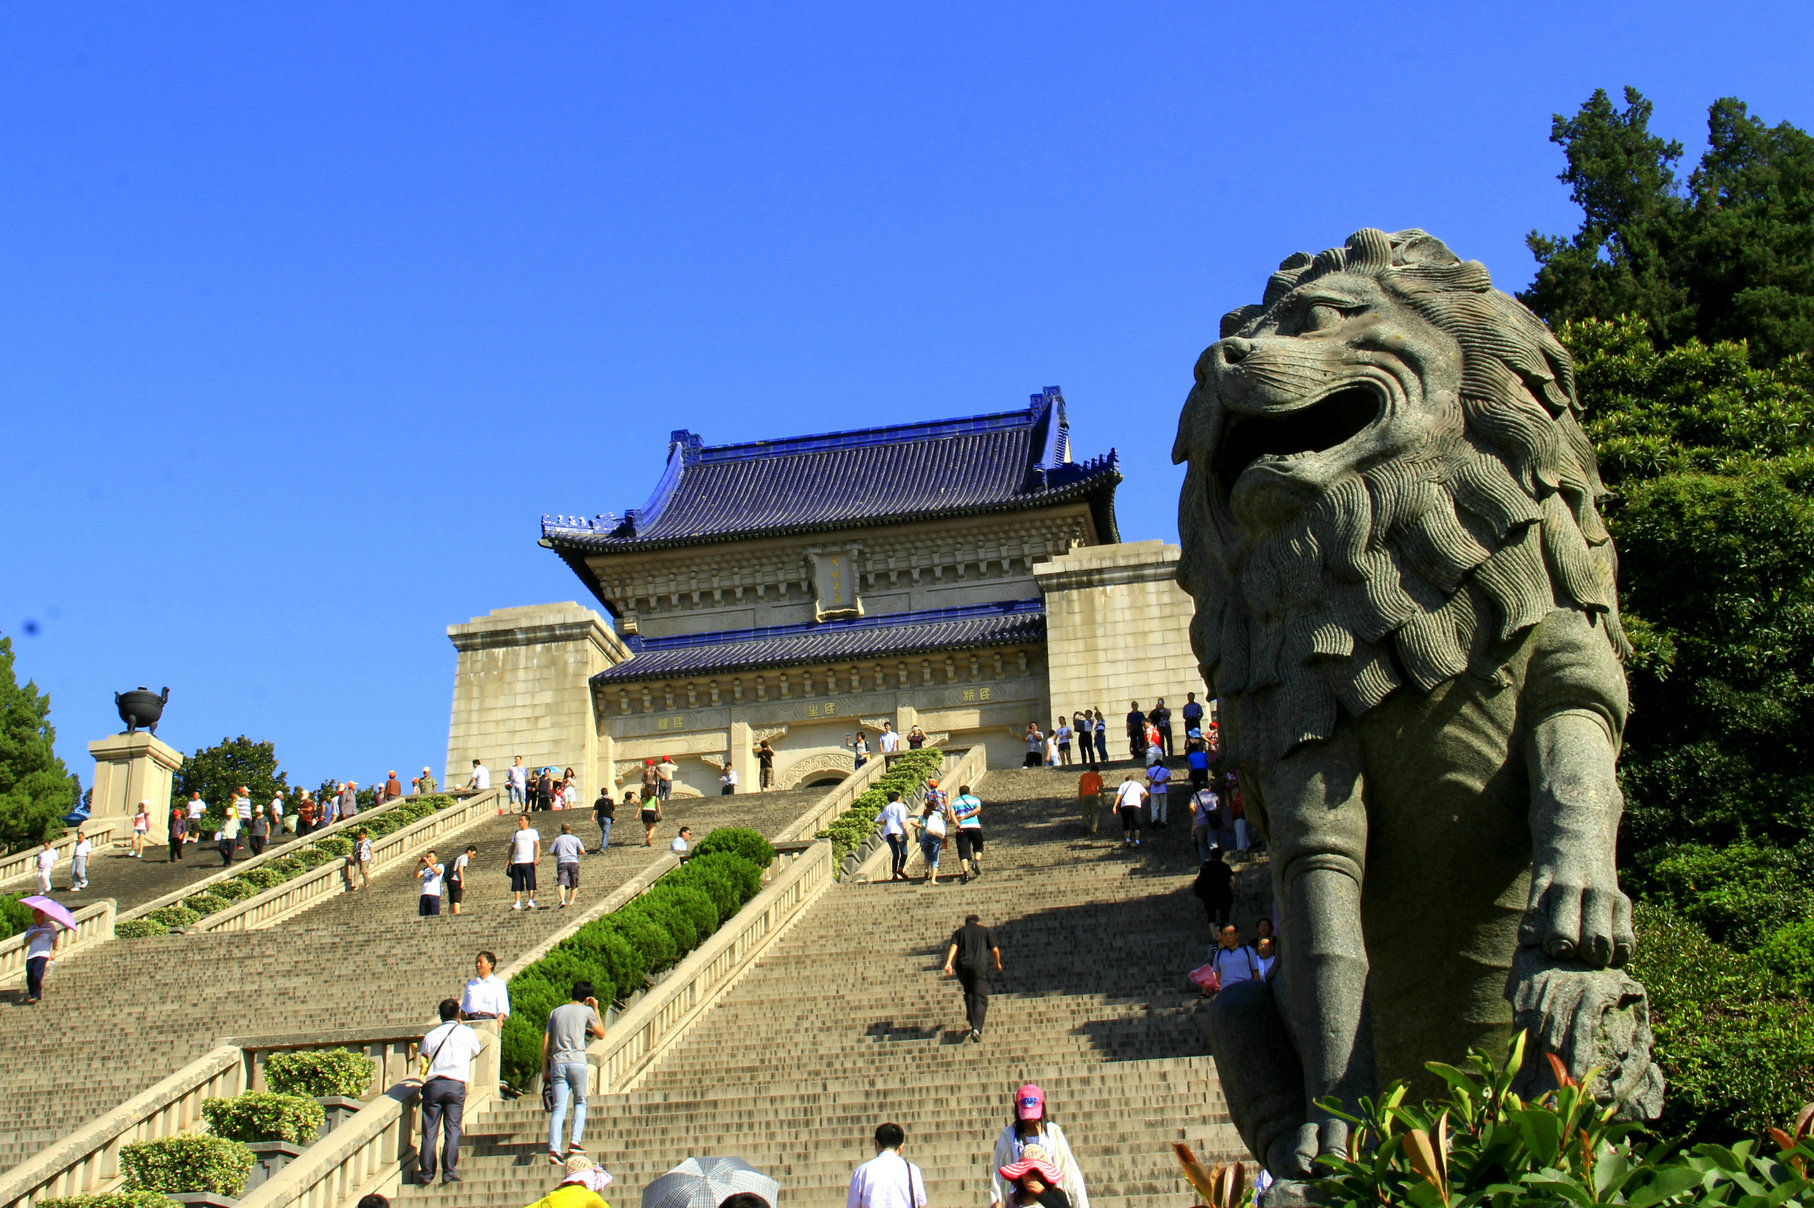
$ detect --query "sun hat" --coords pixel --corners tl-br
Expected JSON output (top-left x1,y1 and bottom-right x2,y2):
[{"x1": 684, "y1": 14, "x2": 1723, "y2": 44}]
[
  {"x1": 999, "y1": 1143, "x2": 1060, "y2": 1184},
  {"x1": 1015, "y1": 1083, "x2": 1045, "y2": 1120}
]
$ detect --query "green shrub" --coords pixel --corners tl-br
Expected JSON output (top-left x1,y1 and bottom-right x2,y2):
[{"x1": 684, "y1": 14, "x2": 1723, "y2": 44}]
[
  {"x1": 119, "y1": 1134, "x2": 254, "y2": 1195},
  {"x1": 691, "y1": 827, "x2": 775, "y2": 868},
  {"x1": 362, "y1": 815, "x2": 401, "y2": 837},
  {"x1": 423, "y1": 794, "x2": 453, "y2": 810},
  {"x1": 1636, "y1": 840, "x2": 1810, "y2": 946},
  {"x1": 693, "y1": 852, "x2": 762, "y2": 905},
  {"x1": 182, "y1": 893, "x2": 228, "y2": 916},
  {"x1": 1307, "y1": 1031, "x2": 1814, "y2": 1208},
  {"x1": 113, "y1": 919, "x2": 169, "y2": 939},
  {"x1": 240, "y1": 867, "x2": 285, "y2": 890},
  {"x1": 1627, "y1": 902, "x2": 1814, "y2": 1140},
  {"x1": 311, "y1": 835, "x2": 353, "y2": 857},
  {"x1": 210, "y1": 878, "x2": 254, "y2": 903},
  {"x1": 40, "y1": 1192, "x2": 181, "y2": 1208},
  {"x1": 145, "y1": 905, "x2": 201, "y2": 928},
  {"x1": 267, "y1": 855, "x2": 306, "y2": 877},
  {"x1": 262, "y1": 1047, "x2": 375, "y2": 1099},
  {"x1": 200, "y1": 1091, "x2": 324, "y2": 1144},
  {"x1": 499, "y1": 1013, "x2": 542, "y2": 1087},
  {"x1": 609, "y1": 910, "x2": 677, "y2": 973},
  {"x1": 668, "y1": 884, "x2": 719, "y2": 943},
  {"x1": 292, "y1": 847, "x2": 336, "y2": 869},
  {"x1": 678, "y1": 859, "x2": 739, "y2": 920},
  {"x1": 1757, "y1": 917, "x2": 1814, "y2": 992},
  {"x1": 0, "y1": 894, "x2": 36, "y2": 940},
  {"x1": 629, "y1": 895, "x2": 695, "y2": 953}
]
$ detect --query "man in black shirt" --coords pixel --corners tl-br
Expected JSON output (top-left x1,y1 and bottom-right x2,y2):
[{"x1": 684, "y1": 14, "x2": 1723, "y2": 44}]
[
  {"x1": 1125, "y1": 702, "x2": 1146, "y2": 762},
  {"x1": 593, "y1": 789, "x2": 616, "y2": 854},
  {"x1": 1151, "y1": 698, "x2": 1173, "y2": 758},
  {"x1": 942, "y1": 914, "x2": 1002, "y2": 1043},
  {"x1": 757, "y1": 741, "x2": 776, "y2": 790}
]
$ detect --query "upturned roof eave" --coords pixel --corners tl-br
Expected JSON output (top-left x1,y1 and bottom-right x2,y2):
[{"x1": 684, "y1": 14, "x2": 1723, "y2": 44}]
[{"x1": 546, "y1": 467, "x2": 1123, "y2": 559}]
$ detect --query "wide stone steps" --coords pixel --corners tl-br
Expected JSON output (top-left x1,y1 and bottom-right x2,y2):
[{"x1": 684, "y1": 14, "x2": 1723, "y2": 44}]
[
  {"x1": 0, "y1": 789, "x2": 827, "y2": 1174},
  {"x1": 402, "y1": 766, "x2": 1263, "y2": 1208}
]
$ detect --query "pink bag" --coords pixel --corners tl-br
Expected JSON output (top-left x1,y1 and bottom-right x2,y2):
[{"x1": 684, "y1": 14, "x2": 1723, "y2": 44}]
[{"x1": 1188, "y1": 964, "x2": 1222, "y2": 995}]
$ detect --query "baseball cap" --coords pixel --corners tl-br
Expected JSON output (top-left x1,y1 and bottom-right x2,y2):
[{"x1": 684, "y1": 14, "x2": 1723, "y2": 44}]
[{"x1": 1016, "y1": 1084, "x2": 1044, "y2": 1120}]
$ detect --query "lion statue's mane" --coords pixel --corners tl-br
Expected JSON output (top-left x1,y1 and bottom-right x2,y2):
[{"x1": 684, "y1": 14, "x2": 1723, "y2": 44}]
[{"x1": 1174, "y1": 228, "x2": 1630, "y2": 764}]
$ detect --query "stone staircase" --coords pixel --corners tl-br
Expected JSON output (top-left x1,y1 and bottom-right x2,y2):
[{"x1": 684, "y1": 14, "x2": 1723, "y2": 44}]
[
  {"x1": 0, "y1": 787, "x2": 827, "y2": 1173},
  {"x1": 398, "y1": 767, "x2": 1271, "y2": 1208}
]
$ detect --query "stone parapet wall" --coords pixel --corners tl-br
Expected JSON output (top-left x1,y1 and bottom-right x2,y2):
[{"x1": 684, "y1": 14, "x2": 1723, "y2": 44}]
[{"x1": 1036, "y1": 540, "x2": 1210, "y2": 726}]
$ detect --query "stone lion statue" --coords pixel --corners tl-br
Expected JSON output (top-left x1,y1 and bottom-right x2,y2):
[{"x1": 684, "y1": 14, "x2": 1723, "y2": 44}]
[{"x1": 1172, "y1": 228, "x2": 1662, "y2": 1189}]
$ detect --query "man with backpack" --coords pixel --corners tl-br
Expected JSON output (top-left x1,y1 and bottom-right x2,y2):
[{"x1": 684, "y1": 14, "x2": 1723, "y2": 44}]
[{"x1": 950, "y1": 786, "x2": 984, "y2": 883}]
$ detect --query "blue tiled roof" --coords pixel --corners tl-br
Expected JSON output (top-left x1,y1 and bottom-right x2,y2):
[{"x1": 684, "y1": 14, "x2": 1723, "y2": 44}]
[
  {"x1": 543, "y1": 387, "x2": 1120, "y2": 554},
  {"x1": 591, "y1": 600, "x2": 1046, "y2": 683}
]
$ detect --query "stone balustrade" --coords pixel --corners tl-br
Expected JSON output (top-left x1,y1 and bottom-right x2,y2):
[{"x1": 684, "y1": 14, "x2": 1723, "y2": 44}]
[
  {"x1": 589, "y1": 837, "x2": 833, "y2": 1094},
  {"x1": 0, "y1": 824, "x2": 120, "y2": 890},
  {"x1": 773, "y1": 754, "x2": 888, "y2": 842},
  {"x1": 0, "y1": 900, "x2": 114, "y2": 990},
  {"x1": 0, "y1": 1045, "x2": 244, "y2": 1208},
  {"x1": 849, "y1": 745, "x2": 987, "y2": 880}
]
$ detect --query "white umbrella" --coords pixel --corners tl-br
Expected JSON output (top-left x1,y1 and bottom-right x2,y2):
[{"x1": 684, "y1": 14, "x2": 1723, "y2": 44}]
[{"x1": 640, "y1": 1157, "x2": 779, "y2": 1208}]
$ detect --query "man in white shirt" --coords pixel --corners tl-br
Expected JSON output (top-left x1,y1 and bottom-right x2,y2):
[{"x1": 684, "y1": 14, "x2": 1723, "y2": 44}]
[
  {"x1": 509, "y1": 816, "x2": 541, "y2": 910},
  {"x1": 877, "y1": 722, "x2": 901, "y2": 755},
  {"x1": 70, "y1": 830, "x2": 92, "y2": 891},
  {"x1": 186, "y1": 792, "x2": 206, "y2": 844},
  {"x1": 418, "y1": 849, "x2": 446, "y2": 917},
  {"x1": 418, "y1": 998, "x2": 485, "y2": 1185},
  {"x1": 875, "y1": 791, "x2": 912, "y2": 882},
  {"x1": 656, "y1": 756, "x2": 676, "y2": 801},
  {"x1": 847, "y1": 1122, "x2": 926, "y2": 1208},
  {"x1": 269, "y1": 793, "x2": 285, "y2": 827},
  {"x1": 506, "y1": 757, "x2": 528, "y2": 812},
  {"x1": 459, "y1": 951, "x2": 511, "y2": 1021},
  {"x1": 469, "y1": 759, "x2": 491, "y2": 791},
  {"x1": 35, "y1": 840, "x2": 56, "y2": 894},
  {"x1": 670, "y1": 825, "x2": 692, "y2": 861},
  {"x1": 1115, "y1": 773, "x2": 1148, "y2": 849},
  {"x1": 720, "y1": 767, "x2": 738, "y2": 795},
  {"x1": 550, "y1": 823, "x2": 584, "y2": 908},
  {"x1": 234, "y1": 788, "x2": 253, "y2": 823}
]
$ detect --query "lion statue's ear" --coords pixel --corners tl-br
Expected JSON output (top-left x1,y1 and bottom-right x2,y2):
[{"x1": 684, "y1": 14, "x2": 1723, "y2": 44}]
[
  {"x1": 1390, "y1": 232, "x2": 1459, "y2": 266},
  {"x1": 1220, "y1": 306, "x2": 1262, "y2": 339}
]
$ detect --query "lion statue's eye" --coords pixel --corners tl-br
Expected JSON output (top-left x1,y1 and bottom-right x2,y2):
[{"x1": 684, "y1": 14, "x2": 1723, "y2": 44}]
[{"x1": 1301, "y1": 303, "x2": 1346, "y2": 333}]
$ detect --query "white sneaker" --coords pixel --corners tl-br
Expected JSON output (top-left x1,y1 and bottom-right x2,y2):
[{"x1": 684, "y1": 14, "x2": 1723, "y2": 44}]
[
  {"x1": 527, "y1": 900, "x2": 538, "y2": 910},
  {"x1": 512, "y1": 902, "x2": 523, "y2": 911}
]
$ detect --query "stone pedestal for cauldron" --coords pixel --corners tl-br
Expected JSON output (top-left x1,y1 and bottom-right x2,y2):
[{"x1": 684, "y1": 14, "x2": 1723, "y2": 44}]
[{"x1": 88, "y1": 731, "x2": 183, "y2": 844}]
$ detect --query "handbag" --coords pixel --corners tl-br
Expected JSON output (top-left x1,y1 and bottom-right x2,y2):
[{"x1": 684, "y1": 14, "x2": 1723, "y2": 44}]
[{"x1": 1188, "y1": 964, "x2": 1222, "y2": 995}]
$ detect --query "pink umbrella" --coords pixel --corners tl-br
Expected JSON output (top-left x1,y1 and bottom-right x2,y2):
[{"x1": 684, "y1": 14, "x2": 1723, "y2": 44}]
[{"x1": 17, "y1": 896, "x2": 78, "y2": 930}]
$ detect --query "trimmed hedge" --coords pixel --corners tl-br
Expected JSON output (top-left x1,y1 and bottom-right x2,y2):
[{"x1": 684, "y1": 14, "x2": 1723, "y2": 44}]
[
  {"x1": 40, "y1": 1193, "x2": 181, "y2": 1208},
  {"x1": 815, "y1": 749, "x2": 944, "y2": 866},
  {"x1": 146, "y1": 905, "x2": 200, "y2": 928},
  {"x1": 113, "y1": 919, "x2": 169, "y2": 939},
  {"x1": 120, "y1": 1134, "x2": 254, "y2": 1196},
  {"x1": 262, "y1": 1047, "x2": 375, "y2": 1099},
  {"x1": 210, "y1": 878, "x2": 254, "y2": 903},
  {"x1": 182, "y1": 893, "x2": 229, "y2": 915},
  {"x1": 200, "y1": 1091, "x2": 324, "y2": 1144},
  {"x1": 312, "y1": 835, "x2": 353, "y2": 857},
  {"x1": 500, "y1": 848, "x2": 768, "y2": 1085},
  {"x1": 240, "y1": 867, "x2": 285, "y2": 890},
  {"x1": 691, "y1": 827, "x2": 775, "y2": 868}
]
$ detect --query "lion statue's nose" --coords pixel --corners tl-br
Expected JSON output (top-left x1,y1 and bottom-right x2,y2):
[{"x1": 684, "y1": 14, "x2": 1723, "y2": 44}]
[{"x1": 1216, "y1": 337, "x2": 1253, "y2": 367}]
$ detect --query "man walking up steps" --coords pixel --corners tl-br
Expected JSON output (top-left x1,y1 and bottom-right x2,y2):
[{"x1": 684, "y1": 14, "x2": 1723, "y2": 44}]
[{"x1": 942, "y1": 913, "x2": 1002, "y2": 1043}]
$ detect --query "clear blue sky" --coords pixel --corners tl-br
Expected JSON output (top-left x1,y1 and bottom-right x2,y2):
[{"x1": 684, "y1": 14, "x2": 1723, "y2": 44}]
[{"x1": 4, "y1": 2, "x2": 1810, "y2": 791}]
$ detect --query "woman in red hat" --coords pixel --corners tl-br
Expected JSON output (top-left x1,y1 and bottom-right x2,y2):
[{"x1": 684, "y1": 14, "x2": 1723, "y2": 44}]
[{"x1": 989, "y1": 1084, "x2": 1089, "y2": 1208}]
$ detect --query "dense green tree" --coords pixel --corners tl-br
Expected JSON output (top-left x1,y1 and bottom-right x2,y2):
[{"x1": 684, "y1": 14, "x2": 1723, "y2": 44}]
[
  {"x1": 1561, "y1": 317, "x2": 1814, "y2": 865},
  {"x1": 0, "y1": 634, "x2": 75, "y2": 853},
  {"x1": 171, "y1": 736, "x2": 290, "y2": 824},
  {"x1": 1526, "y1": 88, "x2": 1814, "y2": 365}
]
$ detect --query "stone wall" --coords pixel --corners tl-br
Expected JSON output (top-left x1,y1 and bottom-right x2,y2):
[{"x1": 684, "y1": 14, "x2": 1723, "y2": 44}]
[
  {"x1": 444, "y1": 603, "x2": 630, "y2": 804},
  {"x1": 1035, "y1": 541, "x2": 1210, "y2": 731}
]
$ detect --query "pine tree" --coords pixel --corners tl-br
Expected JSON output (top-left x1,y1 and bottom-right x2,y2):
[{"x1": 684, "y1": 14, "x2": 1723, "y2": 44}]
[
  {"x1": 171, "y1": 736, "x2": 289, "y2": 824},
  {"x1": 0, "y1": 634, "x2": 75, "y2": 853}
]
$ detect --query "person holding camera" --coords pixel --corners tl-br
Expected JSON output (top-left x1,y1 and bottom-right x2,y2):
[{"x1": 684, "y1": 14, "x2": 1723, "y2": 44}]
[
  {"x1": 418, "y1": 850, "x2": 446, "y2": 917},
  {"x1": 543, "y1": 981, "x2": 607, "y2": 1165}
]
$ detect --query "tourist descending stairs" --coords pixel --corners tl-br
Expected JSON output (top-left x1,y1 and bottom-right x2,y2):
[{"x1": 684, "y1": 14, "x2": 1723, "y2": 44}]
[{"x1": 401, "y1": 766, "x2": 1268, "y2": 1208}]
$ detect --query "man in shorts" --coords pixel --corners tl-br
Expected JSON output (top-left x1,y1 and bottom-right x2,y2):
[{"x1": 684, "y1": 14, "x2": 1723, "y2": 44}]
[
  {"x1": 1115, "y1": 773, "x2": 1148, "y2": 848},
  {"x1": 447, "y1": 844, "x2": 476, "y2": 915},
  {"x1": 508, "y1": 815, "x2": 541, "y2": 911},
  {"x1": 950, "y1": 786, "x2": 984, "y2": 883},
  {"x1": 551, "y1": 822, "x2": 584, "y2": 908}
]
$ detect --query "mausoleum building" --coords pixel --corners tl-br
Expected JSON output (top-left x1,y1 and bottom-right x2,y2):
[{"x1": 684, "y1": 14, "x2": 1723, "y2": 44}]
[{"x1": 445, "y1": 388, "x2": 1205, "y2": 799}]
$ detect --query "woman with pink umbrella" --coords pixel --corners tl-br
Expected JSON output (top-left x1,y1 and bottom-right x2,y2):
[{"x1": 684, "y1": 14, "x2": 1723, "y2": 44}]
[{"x1": 16, "y1": 897, "x2": 74, "y2": 1005}]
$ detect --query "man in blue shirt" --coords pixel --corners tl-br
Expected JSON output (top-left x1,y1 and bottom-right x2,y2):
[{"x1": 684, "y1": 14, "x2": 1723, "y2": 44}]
[{"x1": 1181, "y1": 692, "x2": 1205, "y2": 734}]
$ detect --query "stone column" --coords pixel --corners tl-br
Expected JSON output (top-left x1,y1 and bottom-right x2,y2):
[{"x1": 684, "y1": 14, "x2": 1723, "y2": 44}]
[
  {"x1": 88, "y1": 732, "x2": 183, "y2": 844},
  {"x1": 728, "y1": 721, "x2": 756, "y2": 793},
  {"x1": 445, "y1": 603, "x2": 632, "y2": 808}
]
